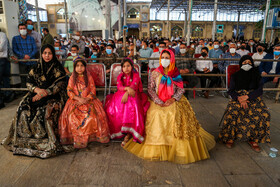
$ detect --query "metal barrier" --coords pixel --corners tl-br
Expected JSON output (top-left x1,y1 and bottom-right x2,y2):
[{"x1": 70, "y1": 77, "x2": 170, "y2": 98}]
[{"x1": 2, "y1": 57, "x2": 280, "y2": 102}]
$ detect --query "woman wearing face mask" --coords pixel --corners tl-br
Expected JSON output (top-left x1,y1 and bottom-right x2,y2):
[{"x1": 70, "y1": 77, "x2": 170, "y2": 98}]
[
  {"x1": 123, "y1": 49, "x2": 216, "y2": 164},
  {"x1": 219, "y1": 55, "x2": 270, "y2": 152}
]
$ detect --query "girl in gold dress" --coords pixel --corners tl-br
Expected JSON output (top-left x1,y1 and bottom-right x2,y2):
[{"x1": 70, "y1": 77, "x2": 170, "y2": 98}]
[{"x1": 123, "y1": 49, "x2": 216, "y2": 164}]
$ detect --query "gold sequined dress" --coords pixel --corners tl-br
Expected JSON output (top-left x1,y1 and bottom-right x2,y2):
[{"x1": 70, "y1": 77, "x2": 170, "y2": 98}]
[{"x1": 124, "y1": 71, "x2": 216, "y2": 164}]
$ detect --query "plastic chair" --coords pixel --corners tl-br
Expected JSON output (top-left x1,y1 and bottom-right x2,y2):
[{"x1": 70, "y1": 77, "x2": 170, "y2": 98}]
[
  {"x1": 87, "y1": 63, "x2": 107, "y2": 99},
  {"x1": 108, "y1": 63, "x2": 141, "y2": 94},
  {"x1": 226, "y1": 65, "x2": 240, "y2": 90},
  {"x1": 248, "y1": 53, "x2": 253, "y2": 57},
  {"x1": 194, "y1": 54, "x2": 202, "y2": 58}
]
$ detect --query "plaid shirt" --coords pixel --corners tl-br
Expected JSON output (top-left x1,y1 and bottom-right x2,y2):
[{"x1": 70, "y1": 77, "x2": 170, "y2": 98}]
[
  {"x1": 12, "y1": 35, "x2": 37, "y2": 65},
  {"x1": 218, "y1": 52, "x2": 241, "y2": 73},
  {"x1": 175, "y1": 52, "x2": 196, "y2": 73},
  {"x1": 100, "y1": 53, "x2": 120, "y2": 70}
]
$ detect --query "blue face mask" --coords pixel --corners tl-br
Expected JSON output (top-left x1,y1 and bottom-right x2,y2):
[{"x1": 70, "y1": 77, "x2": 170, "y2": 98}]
[
  {"x1": 106, "y1": 49, "x2": 112, "y2": 55},
  {"x1": 156, "y1": 43, "x2": 159, "y2": 47},
  {"x1": 27, "y1": 25, "x2": 33, "y2": 30},
  {"x1": 274, "y1": 51, "x2": 280, "y2": 56},
  {"x1": 54, "y1": 47, "x2": 59, "y2": 51}
]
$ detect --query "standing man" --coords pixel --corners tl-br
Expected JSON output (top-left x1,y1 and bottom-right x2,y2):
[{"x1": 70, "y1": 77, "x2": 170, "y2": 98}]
[
  {"x1": 41, "y1": 28, "x2": 54, "y2": 46},
  {"x1": 26, "y1": 19, "x2": 41, "y2": 51},
  {"x1": 12, "y1": 23, "x2": 37, "y2": 88}
]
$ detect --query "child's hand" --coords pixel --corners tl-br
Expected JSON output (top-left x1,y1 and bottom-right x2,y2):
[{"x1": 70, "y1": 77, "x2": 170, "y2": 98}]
[
  {"x1": 121, "y1": 92, "x2": 128, "y2": 104},
  {"x1": 126, "y1": 87, "x2": 135, "y2": 97}
]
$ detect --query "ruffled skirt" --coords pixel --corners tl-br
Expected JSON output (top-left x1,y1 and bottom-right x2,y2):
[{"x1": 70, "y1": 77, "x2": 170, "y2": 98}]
[{"x1": 124, "y1": 96, "x2": 215, "y2": 164}]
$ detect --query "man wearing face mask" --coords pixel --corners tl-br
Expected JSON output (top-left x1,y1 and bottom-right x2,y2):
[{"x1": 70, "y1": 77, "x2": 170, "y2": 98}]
[
  {"x1": 139, "y1": 41, "x2": 153, "y2": 72},
  {"x1": 64, "y1": 45, "x2": 80, "y2": 76},
  {"x1": 209, "y1": 40, "x2": 224, "y2": 65},
  {"x1": 195, "y1": 39, "x2": 205, "y2": 54},
  {"x1": 70, "y1": 31, "x2": 85, "y2": 55},
  {"x1": 246, "y1": 39, "x2": 257, "y2": 53},
  {"x1": 149, "y1": 42, "x2": 166, "y2": 69},
  {"x1": 100, "y1": 44, "x2": 120, "y2": 73},
  {"x1": 252, "y1": 43, "x2": 267, "y2": 67},
  {"x1": 41, "y1": 28, "x2": 54, "y2": 46},
  {"x1": 196, "y1": 47, "x2": 218, "y2": 98},
  {"x1": 163, "y1": 39, "x2": 175, "y2": 54},
  {"x1": 12, "y1": 23, "x2": 37, "y2": 88},
  {"x1": 218, "y1": 43, "x2": 241, "y2": 73},
  {"x1": 236, "y1": 42, "x2": 249, "y2": 57},
  {"x1": 176, "y1": 43, "x2": 198, "y2": 95},
  {"x1": 54, "y1": 40, "x2": 66, "y2": 61},
  {"x1": 26, "y1": 19, "x2": 41, "y2": 51},
  {"x1": 116, "y1": 38, "x2": 125, "y2": 57},
  {"x1": 259, "y1": 44, "x2": 280, "y2": 84}
]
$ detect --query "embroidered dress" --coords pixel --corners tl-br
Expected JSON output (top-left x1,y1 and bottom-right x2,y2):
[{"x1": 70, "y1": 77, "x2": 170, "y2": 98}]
[
  {"x1": 2, "y1": 45, "x2": 71, "y2": 158},
  {"x1": 105, "y1": 71, "x2": 150, "y2": 143},
  {"x1": 219, "y1": 55, "x2": 270, "y2": 144},
  {"x1": 59, "y1": 73, "x2": 110, "y2": 148},
  {"x1": 123, "y1": 49, "x2": 215, "y2": 164}
]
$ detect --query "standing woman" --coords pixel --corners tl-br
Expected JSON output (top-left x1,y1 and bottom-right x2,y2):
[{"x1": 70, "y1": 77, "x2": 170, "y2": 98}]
[
  {"x1": 3, "y1": 44, "x2": 71, "y2": 158},
  {"x1": 124, "y1": 49, "x2": 216, "y2": 164},
  {"x1": 219, "y1": 55, "x2": 270, "y2": 152}
]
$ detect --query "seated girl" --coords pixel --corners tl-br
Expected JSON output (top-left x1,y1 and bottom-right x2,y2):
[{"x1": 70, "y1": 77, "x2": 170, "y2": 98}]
[
  {"x1": 123, "y1": 49, "x2": 216, "y2": 164},
  {"x1": 59, "y1": 56, "x2": 110, "y2": 148},
  {"x1": 219, "y1": 55, "x2": 270, "y2": 152},
  {"x1": 105, "y1": 58, "x2": 150, "y2": 146}
]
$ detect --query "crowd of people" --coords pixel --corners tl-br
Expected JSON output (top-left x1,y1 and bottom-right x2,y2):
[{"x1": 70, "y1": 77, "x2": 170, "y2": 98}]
[{"x1": 0, "y1": 20, "x2": 278, "y2": 163}]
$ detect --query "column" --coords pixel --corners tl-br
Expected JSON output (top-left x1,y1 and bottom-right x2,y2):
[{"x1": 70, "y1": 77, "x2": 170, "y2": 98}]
[
  {"x1": 186, "y1": 0, "x2": 193, "y2": 46},
  {"x1": 261, "y1": 0, "x2": 271, "y2": 42},
  {"x1": 64, "y1": 0, "x2": 69, "y2": 39},
  {"x1": 212, "y1": 0, "x2": 218, "y2": 41}
]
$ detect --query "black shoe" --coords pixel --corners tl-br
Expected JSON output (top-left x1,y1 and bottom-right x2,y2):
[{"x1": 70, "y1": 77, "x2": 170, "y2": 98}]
[{"x1": 0, "y1": 103, "x2": 5, "y2": 109}]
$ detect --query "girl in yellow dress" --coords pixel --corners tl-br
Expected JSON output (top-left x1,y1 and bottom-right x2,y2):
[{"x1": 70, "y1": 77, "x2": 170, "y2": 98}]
[{"x1": 123, "y1": 49, "x2": 216, "y2": 164}]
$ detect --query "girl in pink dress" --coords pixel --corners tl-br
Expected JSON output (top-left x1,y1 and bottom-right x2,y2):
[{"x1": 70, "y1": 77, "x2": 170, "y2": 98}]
[
  {"x1": 105, "y1": 58, "x2": 150, "y2": 146},
  {"x1": 59, "y1": 57, "x2": 110, "y2": 148}
]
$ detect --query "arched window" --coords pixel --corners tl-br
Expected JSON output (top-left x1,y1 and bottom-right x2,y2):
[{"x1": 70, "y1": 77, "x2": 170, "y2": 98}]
[
  {"x1": 192, "y1": 25, "x2": 203, "y2": 38},
  {"x1": 57, "y1": 8, "x2": 65, "y2": 20},
  {"x1": 171, "y1": 25, "x2": 183, "y2": 37},
  {"x1": 150, "y1": 24, "x2": 162, "y2": 38},
  {"x1": 127, "y1": 8, "x2": 140, "y2": 19}
]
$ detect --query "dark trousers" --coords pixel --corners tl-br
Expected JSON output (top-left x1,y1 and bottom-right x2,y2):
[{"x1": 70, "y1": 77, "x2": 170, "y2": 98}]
[
  {"x1": 0, "y1": 58, "x2": 5, "y2": 104},
  {"x1": 19, "y1": 63, "x2": 33, "y2": 88},
  {"x1": 196, "y1": 70, "x2": 219, "y2": 89},
  {"x1": 1, "y1": 58, "x2": 12, "y2": 98}
]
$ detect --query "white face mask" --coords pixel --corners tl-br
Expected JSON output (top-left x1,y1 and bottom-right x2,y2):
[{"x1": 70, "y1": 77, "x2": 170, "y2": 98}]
[
  {"x1": 180, "y1": 49, "x2": 186, "y2": 54},
  {"x1": 229, "y1": 48, "x2": 236, "y2": 54},
  {"x1": 241, "y1": 64, "x2": 252, "y2": 71},
  {"x1": 191, "y1": 45, "x2": 194, "y2": 48},
  {"x1": 20, "y1": 29, "x2": 27, "y2": 36},
  {"x1": 92, "y1": 52, "x2": 98, "y2": 55},
  {"x1": 161, "y1": 59, "x2": 170, "y2": 68},
  {"x1": 158, "y1": 47, "x2": 164, "y2": 53},
  {"x1": 71, "y1": 52, "x2": 77, "y2": 57},
  {"x1": 142, "y1": 45, "x2": 145, "y2": 49},
  {"x1": 214, "y1": 45, "x2": 219, "y2": 49}
]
